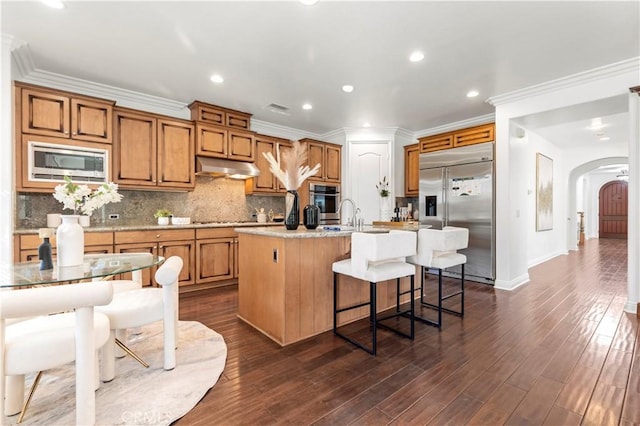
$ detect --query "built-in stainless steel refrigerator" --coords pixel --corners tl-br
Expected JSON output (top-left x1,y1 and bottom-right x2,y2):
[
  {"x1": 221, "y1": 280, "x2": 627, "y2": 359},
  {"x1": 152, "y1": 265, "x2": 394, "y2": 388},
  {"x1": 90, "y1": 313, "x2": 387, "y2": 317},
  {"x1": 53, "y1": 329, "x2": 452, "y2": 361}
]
[{"x1": 419, "y1": 141, "x2": 495, "y2": 284}]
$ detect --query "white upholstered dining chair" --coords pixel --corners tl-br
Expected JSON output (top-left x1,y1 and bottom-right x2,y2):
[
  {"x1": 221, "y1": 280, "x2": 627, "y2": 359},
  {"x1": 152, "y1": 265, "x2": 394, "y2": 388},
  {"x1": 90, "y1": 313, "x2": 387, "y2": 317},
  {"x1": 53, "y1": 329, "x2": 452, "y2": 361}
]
[
  {"x1": 1, "y1": 281, "x2": 113, "y2": 423},
  {"x1": 96, "y1": 256, "x2": 183, "y2": 382}
]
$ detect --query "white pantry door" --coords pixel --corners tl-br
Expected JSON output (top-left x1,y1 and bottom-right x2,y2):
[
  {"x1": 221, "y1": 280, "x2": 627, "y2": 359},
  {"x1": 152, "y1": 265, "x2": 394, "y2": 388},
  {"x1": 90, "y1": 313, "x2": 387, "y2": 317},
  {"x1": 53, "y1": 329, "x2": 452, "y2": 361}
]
[{"x1": 348, "y1": 141, "x2": 392, "y2": 223}]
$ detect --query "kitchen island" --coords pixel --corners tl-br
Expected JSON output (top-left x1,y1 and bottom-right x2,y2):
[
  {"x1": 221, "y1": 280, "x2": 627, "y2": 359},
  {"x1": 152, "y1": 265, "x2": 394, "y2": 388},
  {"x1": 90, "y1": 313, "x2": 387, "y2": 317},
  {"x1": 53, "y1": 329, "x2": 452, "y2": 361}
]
[{"x1": 235, "y1": 225, "x2": 419, "y2": 346}]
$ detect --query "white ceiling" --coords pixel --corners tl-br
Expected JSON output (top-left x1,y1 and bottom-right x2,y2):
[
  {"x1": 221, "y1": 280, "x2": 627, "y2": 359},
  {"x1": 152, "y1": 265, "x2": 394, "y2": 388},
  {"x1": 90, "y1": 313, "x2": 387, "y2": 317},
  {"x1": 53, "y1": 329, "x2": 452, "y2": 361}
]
[{"x1": 1, "y1": 1, "x2": 639, "y2": 138}]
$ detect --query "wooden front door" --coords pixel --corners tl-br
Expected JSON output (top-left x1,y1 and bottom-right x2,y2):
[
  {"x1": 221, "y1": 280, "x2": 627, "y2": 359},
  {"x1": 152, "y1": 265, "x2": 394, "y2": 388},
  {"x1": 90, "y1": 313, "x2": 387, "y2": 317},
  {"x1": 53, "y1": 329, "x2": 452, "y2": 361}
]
[{"x1": 599, "y1": 180, "x2": 628, "y2": 239}]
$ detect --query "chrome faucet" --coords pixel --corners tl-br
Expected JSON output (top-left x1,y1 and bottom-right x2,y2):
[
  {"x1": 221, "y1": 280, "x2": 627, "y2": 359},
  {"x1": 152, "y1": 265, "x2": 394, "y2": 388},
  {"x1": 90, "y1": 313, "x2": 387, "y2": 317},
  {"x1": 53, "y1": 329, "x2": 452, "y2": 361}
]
[{"x1": 337, "y1": 198, "x2": 358, "y2": 226}]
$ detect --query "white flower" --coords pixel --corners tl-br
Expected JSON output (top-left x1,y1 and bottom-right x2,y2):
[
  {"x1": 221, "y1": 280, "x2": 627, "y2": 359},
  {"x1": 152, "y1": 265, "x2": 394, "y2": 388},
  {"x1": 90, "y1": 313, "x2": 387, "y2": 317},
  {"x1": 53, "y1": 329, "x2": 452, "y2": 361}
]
[{"x1": 53, "y1": 176, "x2": 123, "y2": 217}]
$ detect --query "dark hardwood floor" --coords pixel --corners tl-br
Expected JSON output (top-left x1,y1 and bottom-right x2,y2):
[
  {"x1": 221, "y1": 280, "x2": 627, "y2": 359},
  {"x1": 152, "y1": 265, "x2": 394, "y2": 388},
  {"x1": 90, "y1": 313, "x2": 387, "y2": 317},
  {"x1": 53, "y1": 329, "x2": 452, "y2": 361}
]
[{"x1": 175, "y1": 238, "x2": 639, "y2": 425}]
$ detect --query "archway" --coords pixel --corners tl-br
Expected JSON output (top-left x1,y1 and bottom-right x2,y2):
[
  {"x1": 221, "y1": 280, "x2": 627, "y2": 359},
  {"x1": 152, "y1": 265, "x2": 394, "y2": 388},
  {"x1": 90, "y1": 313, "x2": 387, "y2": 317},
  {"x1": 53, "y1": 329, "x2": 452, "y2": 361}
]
[{"x1": 566, "y1": 157, "x2": 628, "y2": 251}]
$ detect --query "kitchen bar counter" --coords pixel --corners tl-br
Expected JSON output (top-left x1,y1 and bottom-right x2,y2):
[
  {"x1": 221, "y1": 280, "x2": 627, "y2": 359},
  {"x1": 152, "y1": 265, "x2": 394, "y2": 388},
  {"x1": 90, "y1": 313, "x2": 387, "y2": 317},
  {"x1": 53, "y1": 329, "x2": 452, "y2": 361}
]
[
  {"x1": 236, "y1": 224, "x2": 419, "y2": 346},
  {"x1": 234, "y1": 222, "x2": 422, "y2": 238}
]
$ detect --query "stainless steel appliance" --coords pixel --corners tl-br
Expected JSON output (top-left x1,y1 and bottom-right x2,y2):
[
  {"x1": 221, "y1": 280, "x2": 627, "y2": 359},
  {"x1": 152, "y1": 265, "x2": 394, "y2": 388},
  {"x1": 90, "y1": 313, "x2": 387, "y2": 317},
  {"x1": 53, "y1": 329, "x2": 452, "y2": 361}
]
[
  {"x1": 28, "y1": 140, "x2": 109, "y2": 183},
  {"x1": 419, "y1": 141, "x2": 495, "y2": 284},
  {"x1": 309, "y1": 182, "x2": 340, "y2": 224}
]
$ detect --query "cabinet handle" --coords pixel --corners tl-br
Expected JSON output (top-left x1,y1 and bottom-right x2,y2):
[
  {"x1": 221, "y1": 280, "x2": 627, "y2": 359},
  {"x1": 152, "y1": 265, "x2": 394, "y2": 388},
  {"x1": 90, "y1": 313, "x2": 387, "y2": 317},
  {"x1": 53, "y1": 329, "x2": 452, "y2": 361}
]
[{"x1": 156, "y1": 234, "x2": 161, "y2": 238}]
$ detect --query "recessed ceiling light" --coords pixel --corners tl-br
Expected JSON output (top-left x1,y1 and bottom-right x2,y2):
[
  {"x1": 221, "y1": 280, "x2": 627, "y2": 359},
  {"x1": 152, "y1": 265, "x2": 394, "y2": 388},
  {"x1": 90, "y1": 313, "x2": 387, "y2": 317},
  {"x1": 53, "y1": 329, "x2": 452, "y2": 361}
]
[
  {"x1": 363, "y1": 122, "x2": 371, "y2": 128},
  {"x1": 342, "y1": 85, "x2": 354, "y2": 93},
  {"x1": 210, "y1": 74, "x2": 224, "y2": 84},
  {"x1": 41, "y1": 0, "x2": 64, "y2": 9},
  {"x1": 466, "y1": 90, "x2": 479, "y2": 98},
  {"x1": 302, "y1": 103, "x2": 313, "y2": 110},
  {"x1": 409, "y1": 51, "x2": 424, "y2": 62},
  {"x1": 299, "y1": 0, "x2": 319, "y2": 5},
  {"x1": 599, "y1": 136, "x2": 610, "y2": 141}
]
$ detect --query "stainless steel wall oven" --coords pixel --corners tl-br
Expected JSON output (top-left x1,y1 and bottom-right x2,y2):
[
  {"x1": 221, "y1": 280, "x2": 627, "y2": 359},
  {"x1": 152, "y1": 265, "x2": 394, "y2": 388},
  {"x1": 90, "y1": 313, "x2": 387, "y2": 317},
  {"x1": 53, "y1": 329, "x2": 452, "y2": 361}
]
[{"x1": 309, "y1": 182, "x2": 340, "y2": 224}]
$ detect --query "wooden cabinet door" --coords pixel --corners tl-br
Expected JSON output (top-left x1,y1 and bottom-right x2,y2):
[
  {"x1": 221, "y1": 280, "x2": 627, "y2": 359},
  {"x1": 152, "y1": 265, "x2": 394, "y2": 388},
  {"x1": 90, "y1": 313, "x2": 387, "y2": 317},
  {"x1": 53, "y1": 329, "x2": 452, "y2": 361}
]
[
  {"x1": 157, "y1": 119, "x2": 195, "y2": 189},
  {"x1": 307, "y1": 142, "x2": 325, "y2": 179},
  {"x1": 404, "y1": 144, "x2": 420, "y2": 196},
  {"x1": 195, "y1": 123, "x2": 227, "y2": 158},
  {"x1": 276, "y1": 141, "x2": 293, "y2": 192},
  {"x1": 70, "y1": 98, "x2": 113, "y2": 143},
  {"x1": 453, "y1": 123, "x2": 494, "y2": 147},
  {"x1": 196, "y1": 237, "x2": 235, "y2": 283},
  {"x1": 226, "y1": 111, "x2": 250, "y2": 129},
  {"x1": 21, "y1": 88, "x2": 70, "y2": 138},
  {"x1": 113, "y1": 109, "x2": 157, "y2": 187},
  {"x1": 227, "y1": 129, "x2": 255, "y2": 162},
  {"x1": 324, "y1": 144, "x2": 341, "y2": 183},
  {"x1": 419, "y1": 133, "x2": 454, "y2": 153},
  {"x1": 115, "y1": 242, "x2": 157, "y2": 286},
  {"x1": 233, "y1": 238, "x2": 239, "y2": 278},
  {"x1": 248, "y1": 135, "x2": 277, "y2": 193},
  {"x1": 159, "y1": 239, "x2": 196, "y2": 286}
]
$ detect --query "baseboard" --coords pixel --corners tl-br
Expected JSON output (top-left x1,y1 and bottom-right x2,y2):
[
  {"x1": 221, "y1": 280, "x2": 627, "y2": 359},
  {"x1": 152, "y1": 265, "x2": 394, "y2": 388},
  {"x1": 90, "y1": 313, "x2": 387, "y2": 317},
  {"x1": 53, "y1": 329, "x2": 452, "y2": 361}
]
[
  {"x1": 494, "y1": 273, "x2": 530, "y2": 291},
  {"x1": 528, "y1": 251, "x2": 566, "y2": 268}
]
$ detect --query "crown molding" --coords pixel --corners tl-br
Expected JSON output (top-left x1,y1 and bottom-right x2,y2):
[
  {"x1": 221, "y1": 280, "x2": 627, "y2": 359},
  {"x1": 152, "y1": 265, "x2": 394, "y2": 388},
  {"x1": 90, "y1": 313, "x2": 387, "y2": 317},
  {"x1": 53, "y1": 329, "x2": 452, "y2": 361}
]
[
  {"x1": 487, "y1": 57, "x2": 640, "y2": 106},
  {"x1": 251, "y1": 119, "x2": 318, "y2": 141},
  {"x1": 18, "y1": 68, "x2": 188, "y2": 114},
  {"x1": 413, "y1": 113, "x2": 495, "y2": 139}
]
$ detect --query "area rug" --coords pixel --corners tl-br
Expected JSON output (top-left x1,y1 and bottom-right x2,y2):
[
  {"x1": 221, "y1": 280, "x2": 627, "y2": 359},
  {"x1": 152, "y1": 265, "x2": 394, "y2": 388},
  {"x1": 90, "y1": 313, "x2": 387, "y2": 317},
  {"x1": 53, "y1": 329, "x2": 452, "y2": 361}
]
[{"x1": 6, "y1": 320, "x2": 227, "y2": 426}]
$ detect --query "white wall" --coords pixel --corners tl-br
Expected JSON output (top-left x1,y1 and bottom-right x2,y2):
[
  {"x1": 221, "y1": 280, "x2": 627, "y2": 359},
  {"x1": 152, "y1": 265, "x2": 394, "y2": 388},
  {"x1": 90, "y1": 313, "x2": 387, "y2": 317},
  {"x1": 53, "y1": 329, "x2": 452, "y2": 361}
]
[
  {"x1": 523, "y1": 130, "x2": 566, "y2": 267},
  {"x1": 492, "y1": 64, "x2": 639, "y2": 290}
]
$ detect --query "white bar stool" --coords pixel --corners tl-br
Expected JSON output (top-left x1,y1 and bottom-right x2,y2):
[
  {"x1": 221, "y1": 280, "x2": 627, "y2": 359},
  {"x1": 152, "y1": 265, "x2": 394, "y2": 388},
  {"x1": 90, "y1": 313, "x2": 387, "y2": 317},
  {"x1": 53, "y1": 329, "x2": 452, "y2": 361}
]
[
  {"x1": 332, "y1": 230, "x2": 417, "y2": 355},
  {"x1": 406, "y1": 226, "x2": 469, "y2": 328}
]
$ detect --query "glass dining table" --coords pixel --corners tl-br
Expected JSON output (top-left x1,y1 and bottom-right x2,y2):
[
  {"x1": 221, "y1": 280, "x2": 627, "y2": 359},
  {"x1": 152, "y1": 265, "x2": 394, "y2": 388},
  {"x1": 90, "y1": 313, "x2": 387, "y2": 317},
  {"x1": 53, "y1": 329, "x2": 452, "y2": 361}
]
[
  {"x1": 1, "y1": 252, "x2": 165, "y2": 288},
  {"x1": 0, "y1": 253, "x2": 164, "y2": 425}
]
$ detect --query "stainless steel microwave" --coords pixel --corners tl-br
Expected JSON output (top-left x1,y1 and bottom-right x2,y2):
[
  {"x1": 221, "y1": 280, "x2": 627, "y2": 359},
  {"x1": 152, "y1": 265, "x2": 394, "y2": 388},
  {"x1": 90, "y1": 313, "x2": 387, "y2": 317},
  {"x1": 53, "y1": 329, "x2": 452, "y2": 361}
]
[{"x1": 28, "y1": 141, "x2": 109, "y2": 183}]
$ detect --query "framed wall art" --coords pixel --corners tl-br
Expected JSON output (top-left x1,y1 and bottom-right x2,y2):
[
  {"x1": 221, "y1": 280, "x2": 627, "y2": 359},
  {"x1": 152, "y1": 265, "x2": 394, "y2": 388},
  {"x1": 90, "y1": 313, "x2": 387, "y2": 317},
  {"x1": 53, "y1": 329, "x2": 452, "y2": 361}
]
[{"x1": 536, "y1": 153, "x2": 553, "y2": 231}]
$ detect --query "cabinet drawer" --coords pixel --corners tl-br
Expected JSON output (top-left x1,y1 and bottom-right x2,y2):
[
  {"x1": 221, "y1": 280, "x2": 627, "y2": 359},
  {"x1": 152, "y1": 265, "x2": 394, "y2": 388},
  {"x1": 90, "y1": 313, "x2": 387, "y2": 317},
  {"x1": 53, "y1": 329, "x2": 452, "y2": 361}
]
[
  {"x1": 18, "y1": 231, "x2": 113, "y2": 250},
  {"x1": 115, "y1": 229, "x2": 195, "y2": 244},
  {"x1": 196, "y1": 227, "x2": 237, "y2": 239}
]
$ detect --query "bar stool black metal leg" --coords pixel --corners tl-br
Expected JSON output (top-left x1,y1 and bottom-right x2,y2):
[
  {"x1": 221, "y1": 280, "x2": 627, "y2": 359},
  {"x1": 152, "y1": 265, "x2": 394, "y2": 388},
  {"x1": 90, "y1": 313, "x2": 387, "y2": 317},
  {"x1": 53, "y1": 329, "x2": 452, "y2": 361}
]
[
  {"x1": 461, "y1": 264, "x2": 465, "y2": 316},
  {"x1": 370, "y1": 282, "x2": 377, "y2": 356},
  {"x1": 333, "y1": 272, "x2": 338, "y2": 334},
  {"x1": 437, "y1": 269, "x2": 443, "y2": 328},
  {"x1": 410, "y1": 275, "x2": 415, "y2": 339}
]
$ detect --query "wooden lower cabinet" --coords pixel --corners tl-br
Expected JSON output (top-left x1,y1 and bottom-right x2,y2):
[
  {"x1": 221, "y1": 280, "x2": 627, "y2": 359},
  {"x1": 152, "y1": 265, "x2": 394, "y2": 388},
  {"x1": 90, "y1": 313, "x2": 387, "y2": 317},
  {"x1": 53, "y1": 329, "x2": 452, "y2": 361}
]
[
  {"x1": 16, "y1": 231, "x2": 113, "y2": 262},
  {"x1": 114, "y1": 229, "x2": 195, "y2": 287},
  {"x1": 195, "y1": 228, "x2": 238, "y2": 285}
]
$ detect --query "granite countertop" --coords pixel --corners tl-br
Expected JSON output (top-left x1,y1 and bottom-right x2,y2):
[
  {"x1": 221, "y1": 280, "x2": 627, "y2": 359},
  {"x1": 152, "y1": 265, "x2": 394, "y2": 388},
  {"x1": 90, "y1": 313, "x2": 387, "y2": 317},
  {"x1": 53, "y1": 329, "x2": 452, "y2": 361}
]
[
  {"x1": 14, "y1": 221, "x2": 283, "y2": 235},
  {"x1": 234, "y1": 224, "x2": 424, "y2": 239}
]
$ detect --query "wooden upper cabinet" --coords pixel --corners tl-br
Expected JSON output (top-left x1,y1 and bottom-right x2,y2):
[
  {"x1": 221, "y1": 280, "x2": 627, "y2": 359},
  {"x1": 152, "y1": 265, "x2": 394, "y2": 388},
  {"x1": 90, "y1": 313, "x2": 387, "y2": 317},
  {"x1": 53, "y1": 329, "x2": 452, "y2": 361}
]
[
  {"x1": 246, "y1": 135, "x2": 277, "y2": 193},
  {"x1": 404, "y1": 144, "x2": 420, "y2": 197},
  {"x1": 453, "y1": 123, "x2": 494, "y2": 147},
  {"x1": 300, "y1": 138, "x2": 341, "y2": 183},
  {"x1": 113, "y1": 108, "x2": 194, "y2": 190},
  {"x1": 113, "y1": 109, "x2": 157, "y2": 187},
  {"x1": 189, "y1": 101, "x2": 251, "y2": 130},
  {"x1": 419, "y1": 123, "x2": 495, "y2": 153},
  {"x1": 228, "y1": 129, "x2": 255, "y2": 162},
  {"x1": 245, "y1": 135, "x2": 293, "y2": 194},
  {"x1": 20, "y1": 84, "x2": 113, "y2": 143},
  {"x1": 158, "y1": 118, "x2": 195, "y2": 189},
  {"x1": 195, "y1": 123, "x2": 227, "y2": 158},
  {"x1": 191, "y1": 101, "x2": 255, "y2": 162}
]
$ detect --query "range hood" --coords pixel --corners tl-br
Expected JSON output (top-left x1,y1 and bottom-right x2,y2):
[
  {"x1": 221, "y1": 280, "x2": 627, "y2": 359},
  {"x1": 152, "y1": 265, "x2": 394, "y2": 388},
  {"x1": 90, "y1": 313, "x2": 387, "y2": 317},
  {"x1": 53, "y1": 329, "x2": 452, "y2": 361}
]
[{"x1": 196, "y1": 157, "x2": 260, "y2": 179}]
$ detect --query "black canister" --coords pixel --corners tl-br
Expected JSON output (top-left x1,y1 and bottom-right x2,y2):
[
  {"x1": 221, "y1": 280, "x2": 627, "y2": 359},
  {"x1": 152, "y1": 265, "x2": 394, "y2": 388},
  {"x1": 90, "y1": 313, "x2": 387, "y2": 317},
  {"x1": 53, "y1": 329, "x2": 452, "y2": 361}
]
[{"x1": 303, "y1": 204, "x2": 320, "y2": 230}]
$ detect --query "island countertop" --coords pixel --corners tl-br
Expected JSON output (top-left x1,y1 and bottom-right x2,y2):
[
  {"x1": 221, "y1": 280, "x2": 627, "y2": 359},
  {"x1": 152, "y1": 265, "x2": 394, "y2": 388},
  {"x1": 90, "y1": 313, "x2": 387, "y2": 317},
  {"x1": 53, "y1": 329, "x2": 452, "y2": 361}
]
[{"x1": 234, "y1": 223, "x2": 422, "y2": 238}]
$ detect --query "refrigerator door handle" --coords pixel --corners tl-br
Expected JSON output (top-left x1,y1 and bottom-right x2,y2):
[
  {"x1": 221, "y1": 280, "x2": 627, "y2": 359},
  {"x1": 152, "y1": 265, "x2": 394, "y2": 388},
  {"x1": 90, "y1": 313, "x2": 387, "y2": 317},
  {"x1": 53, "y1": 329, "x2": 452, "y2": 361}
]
[{"x1": 443, "y1": 167, "x2": 448, "y2": 227}]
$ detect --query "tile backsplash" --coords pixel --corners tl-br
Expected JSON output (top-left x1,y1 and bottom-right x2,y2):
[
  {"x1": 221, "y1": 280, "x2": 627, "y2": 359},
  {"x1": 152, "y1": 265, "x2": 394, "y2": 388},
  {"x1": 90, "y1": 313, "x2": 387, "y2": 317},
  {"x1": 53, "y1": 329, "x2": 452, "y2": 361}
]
[{"x1": 16, "y1": 176, "x2": 286, "y2": 229}]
